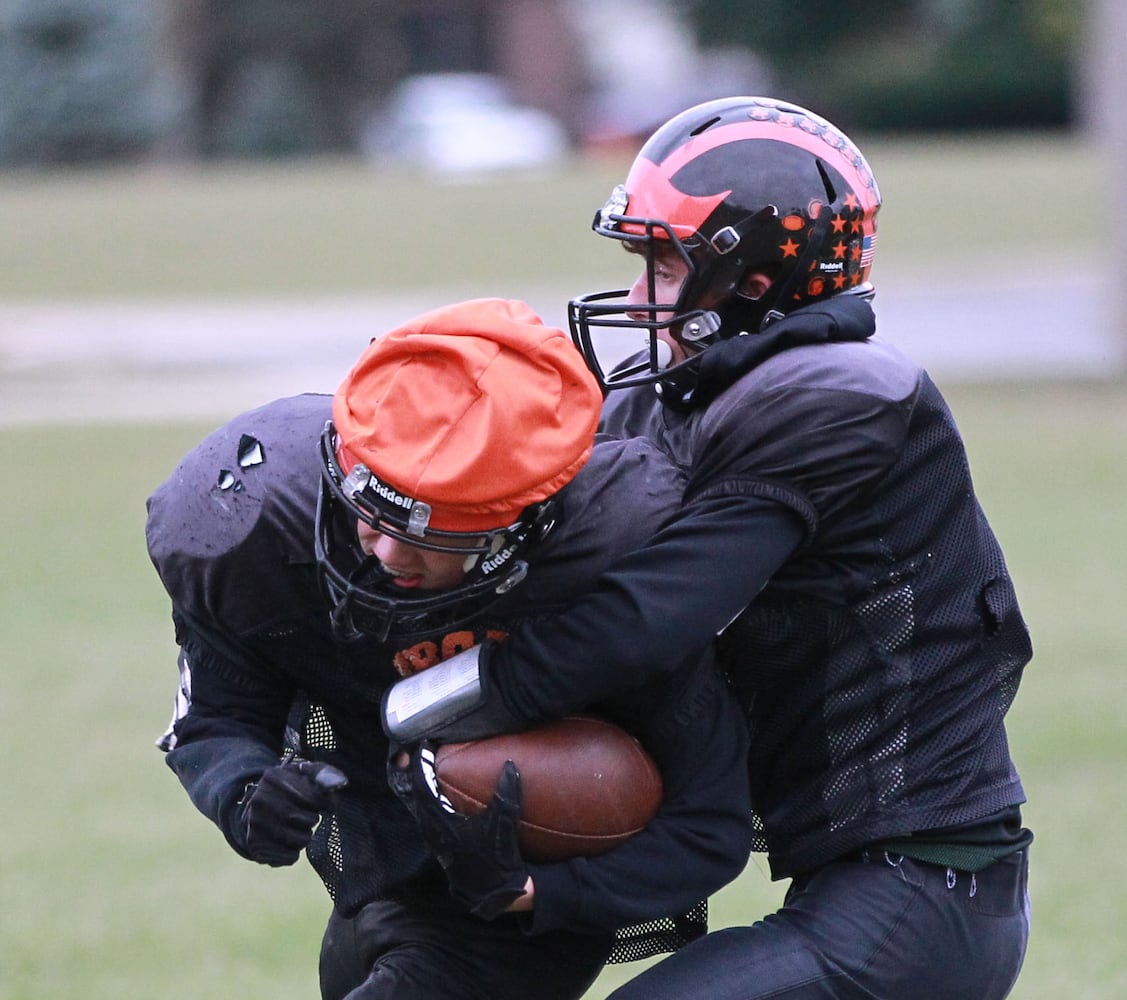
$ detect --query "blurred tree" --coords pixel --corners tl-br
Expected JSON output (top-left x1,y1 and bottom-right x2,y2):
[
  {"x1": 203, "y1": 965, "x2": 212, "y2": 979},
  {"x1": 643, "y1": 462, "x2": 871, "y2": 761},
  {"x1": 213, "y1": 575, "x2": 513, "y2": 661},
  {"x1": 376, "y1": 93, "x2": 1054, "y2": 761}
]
[
  {"x1": 163, "y1": 0, "x2": 585, "y2": 159},
  {"x1": 0, "y1": 0, "x2": 180, "y2": 165},
  {"x1": 1083, "y1": 0, "x2": 1127, "y2": 367},
  {"x1": 685, "y1": 0, "x2": 1083, "y2": 131},
  {"x1": 0, "y1": 0, "x2": 1084, "y2": 165},
  {"x1": 166, "y1": 0, "x2": 408, "y2": 158}
]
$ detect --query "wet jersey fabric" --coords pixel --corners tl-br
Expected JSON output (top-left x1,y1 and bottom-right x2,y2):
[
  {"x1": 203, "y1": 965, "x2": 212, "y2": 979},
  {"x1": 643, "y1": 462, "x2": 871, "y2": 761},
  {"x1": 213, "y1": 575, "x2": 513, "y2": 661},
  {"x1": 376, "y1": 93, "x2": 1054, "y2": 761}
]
[
  {"x1": 146, "y1": 393, "x2": 753, "y2": 931},
  {"x1": 487, "y1": 296, "x2": 1032, "y2": 879}
]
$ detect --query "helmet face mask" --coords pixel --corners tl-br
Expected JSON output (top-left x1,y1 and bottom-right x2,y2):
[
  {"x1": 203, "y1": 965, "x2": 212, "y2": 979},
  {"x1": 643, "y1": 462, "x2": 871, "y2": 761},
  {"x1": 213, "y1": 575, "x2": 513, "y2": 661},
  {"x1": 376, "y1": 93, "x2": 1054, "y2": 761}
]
[
  {"x1": 568, "y1": 213, "x2": 716, "y2": 389},
  {"x1": 314, "y1": 422, "x2": 553, "y2": 642},
  {"x1": 568, "y1": 96, "x2": 881, "y2": 394}
]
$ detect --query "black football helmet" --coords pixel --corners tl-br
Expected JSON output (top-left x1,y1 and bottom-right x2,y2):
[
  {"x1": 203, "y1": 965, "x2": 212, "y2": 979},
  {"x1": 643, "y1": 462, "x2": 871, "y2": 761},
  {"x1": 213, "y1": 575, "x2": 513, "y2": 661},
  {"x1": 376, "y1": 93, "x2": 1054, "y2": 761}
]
[
  {"x1": 568, "y1": 96, "x2": 882, "y2": 394},
  {"x1": 314, "y1": 422, "x2": 557, "y2": 642}
]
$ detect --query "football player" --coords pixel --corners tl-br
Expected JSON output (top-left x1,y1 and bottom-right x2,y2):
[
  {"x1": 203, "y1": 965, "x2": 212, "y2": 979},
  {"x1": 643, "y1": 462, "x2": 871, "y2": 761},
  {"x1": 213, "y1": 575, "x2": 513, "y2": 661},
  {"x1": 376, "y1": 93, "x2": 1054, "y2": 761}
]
[
  {"x1": 387, "y1": 99, "x2": 1034, "y2": 1000},
  {"x1": 148, "y1": 298, "x2": 753, "y2": 1000}
]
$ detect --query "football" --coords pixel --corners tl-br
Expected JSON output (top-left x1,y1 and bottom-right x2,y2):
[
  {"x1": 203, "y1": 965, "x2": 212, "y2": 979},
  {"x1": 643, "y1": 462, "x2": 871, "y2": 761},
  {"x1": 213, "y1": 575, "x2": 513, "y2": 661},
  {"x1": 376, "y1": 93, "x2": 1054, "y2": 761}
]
[{"x1": 434, "y1": 715, "x2": 663, "y2": 862}]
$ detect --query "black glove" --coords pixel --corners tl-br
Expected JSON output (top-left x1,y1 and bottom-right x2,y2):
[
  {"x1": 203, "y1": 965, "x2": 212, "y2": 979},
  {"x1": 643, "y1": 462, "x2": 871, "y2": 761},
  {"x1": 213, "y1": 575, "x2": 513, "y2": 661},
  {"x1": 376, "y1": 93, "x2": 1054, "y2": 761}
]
[
  {"x1": 388, "y1": 743, "x2": 528, "y2": 919},
  {"x1": 235, "y1": 759, "x2": 348, "y2": 867}
]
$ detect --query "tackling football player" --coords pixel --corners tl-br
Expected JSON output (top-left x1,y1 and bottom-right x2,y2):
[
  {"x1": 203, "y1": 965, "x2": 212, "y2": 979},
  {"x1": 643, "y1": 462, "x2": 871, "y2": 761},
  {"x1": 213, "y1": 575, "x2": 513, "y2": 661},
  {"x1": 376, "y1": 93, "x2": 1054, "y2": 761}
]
[{"x1": 387, "y1": 99, "x2": 1034, "y2": 1000}]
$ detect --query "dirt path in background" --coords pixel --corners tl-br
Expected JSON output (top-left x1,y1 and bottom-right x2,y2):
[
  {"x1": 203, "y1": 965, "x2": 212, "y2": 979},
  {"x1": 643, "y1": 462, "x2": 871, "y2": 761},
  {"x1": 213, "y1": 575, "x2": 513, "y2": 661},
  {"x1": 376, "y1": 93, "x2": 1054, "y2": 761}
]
[
  {"x1": 0, "y1": 294, "x2": 466, "y2": 427},
  {"x1": 1, "y1": 276, "x2": 1121, "y2": 427}
]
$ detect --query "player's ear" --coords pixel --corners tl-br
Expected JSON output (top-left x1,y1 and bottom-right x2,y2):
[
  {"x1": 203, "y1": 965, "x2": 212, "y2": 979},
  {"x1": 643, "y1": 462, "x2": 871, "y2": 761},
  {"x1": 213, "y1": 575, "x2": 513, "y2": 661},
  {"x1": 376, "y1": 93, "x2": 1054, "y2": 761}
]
[{"x1": 738, "y1": 270, "x2": 773, "y2": 301}]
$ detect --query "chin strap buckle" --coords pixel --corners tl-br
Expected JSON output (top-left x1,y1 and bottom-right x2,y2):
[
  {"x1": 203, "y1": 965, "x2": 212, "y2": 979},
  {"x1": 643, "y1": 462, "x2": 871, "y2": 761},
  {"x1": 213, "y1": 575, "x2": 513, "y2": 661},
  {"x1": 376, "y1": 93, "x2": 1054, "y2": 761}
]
[
  {"x1": 760, "y1": 309, "x2": 786, "y2": 330},
  {"x1": 681, "y1": 311, "x2": 721, "y2": 345}
]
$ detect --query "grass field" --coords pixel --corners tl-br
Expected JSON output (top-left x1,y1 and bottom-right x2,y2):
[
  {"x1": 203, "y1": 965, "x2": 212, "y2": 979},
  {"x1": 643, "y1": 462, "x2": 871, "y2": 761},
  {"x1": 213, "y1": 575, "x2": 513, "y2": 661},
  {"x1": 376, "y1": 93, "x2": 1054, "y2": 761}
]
[
  {"x1": 0, "y1": 130, "x2": 1105, "y2": 301},
  {"x1": 1, "y1": 135, "x2": 1125, "y2": 999}
]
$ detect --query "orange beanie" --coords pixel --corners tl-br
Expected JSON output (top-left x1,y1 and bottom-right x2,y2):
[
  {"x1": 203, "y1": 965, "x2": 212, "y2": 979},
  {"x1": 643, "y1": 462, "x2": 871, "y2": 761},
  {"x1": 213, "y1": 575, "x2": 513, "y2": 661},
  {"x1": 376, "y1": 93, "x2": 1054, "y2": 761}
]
[{"x1": 332, "y1": 298, "x2": 602, "y2": 532}]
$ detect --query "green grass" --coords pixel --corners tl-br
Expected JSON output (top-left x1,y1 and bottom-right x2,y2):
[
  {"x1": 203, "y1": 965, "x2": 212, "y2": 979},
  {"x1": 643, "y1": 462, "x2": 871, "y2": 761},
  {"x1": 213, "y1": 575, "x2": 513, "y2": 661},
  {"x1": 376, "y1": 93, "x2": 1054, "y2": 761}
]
[
  {"x1": 0, "y1": 156, "x2": 642, "y2": 301},
  {"x1": 0, "y1": 130, "x2": 1105, "y2": 301},
  {"x1": 1, "y1": 136, "x2": 1124, "y2": 998}
]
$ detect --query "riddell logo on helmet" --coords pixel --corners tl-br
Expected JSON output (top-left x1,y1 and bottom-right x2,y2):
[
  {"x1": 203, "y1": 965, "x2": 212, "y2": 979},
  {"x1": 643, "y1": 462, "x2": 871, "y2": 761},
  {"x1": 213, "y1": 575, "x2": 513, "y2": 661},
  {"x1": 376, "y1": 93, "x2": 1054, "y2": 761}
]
[
  {"x1": 370, "y1": 477, "x2": 416, "y2": 511},
  {"x1": 481, "y1": 543, "x2": 520, "y2": 575},
  {"x1": 818, "y1": 261, "x2": 845, "y2": 273}
]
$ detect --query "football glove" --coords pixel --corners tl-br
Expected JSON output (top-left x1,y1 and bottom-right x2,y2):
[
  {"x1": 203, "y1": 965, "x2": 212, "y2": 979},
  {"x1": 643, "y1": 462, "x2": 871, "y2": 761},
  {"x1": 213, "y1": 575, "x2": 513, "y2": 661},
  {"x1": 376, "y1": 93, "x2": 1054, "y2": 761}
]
[
  {"x1": 388, "y1": 742, "x2": 528, "y2": 919},
  {"x1": 235, "y1": 759, "x2": 348, "y2": 867}
]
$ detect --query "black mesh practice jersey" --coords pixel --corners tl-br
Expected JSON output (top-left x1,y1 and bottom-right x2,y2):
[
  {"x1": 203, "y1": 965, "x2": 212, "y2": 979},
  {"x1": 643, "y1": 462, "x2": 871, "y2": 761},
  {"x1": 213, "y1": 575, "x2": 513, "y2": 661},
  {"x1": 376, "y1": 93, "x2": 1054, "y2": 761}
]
[
  {"x1": 485, "y1": 296, "x2": 1032, "y2": 879},
  {"x1": 146, "y1": 393, "x2": 754, "y2": 934}
]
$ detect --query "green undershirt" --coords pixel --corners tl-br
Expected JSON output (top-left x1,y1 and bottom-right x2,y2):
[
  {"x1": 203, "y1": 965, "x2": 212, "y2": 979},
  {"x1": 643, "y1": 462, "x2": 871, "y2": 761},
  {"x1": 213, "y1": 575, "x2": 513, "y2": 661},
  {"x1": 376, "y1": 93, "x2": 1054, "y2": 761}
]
[{"x1": 869, "y1": 805, "x2": 1033, "y2": 872}]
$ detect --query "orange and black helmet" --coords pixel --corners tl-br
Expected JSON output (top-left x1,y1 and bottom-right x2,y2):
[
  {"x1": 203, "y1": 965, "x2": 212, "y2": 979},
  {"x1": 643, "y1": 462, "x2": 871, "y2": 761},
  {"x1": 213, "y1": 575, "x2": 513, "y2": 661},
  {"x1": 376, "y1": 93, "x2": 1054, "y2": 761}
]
[
  {"x1": 569, "y1": 96, "x2": 881, "y2": 393},
  {"x1": 315, "y1": 298, "x2": 601, "y2": 641}
]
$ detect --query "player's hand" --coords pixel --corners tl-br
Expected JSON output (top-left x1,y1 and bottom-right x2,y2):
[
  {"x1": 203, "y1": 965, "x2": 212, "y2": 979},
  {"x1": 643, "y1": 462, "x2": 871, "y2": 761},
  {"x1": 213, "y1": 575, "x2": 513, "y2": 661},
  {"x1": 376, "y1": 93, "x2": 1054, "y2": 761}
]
[
  {"x1": 388, "y1": 742, "x2": 528, "y2": 919},
  {"x1": 235, "y1": 759, "x2": 348, "y2": 867}
]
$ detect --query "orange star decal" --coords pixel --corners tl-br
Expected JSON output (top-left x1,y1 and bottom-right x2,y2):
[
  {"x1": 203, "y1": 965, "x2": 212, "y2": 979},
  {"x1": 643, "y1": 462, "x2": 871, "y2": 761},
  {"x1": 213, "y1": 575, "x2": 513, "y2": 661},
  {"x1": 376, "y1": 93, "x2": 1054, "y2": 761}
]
[
  {"x1": 833, "y1": 273, "x2": 847, "y2": 290},
  {"x1": 831, "y1": 214, "x2": 846, "y2": 233},
  {"x1": 780, "y1": 238, "x2": 801, "y2": 258},
  {"x1": 843, "y1": 192, "x2": 860, "y2": 210},
  {"x1": 833, "y1": 240, "x2": 846, "y2": 259}
]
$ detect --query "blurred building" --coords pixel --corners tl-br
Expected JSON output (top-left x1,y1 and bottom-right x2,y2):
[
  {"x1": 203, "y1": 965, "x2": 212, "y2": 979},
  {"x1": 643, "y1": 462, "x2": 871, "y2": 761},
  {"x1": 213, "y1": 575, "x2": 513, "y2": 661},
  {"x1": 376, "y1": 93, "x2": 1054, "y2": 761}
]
[
  {"x1": 0, "y1": 0, "x2": 1090, "y2": 168},
  {"x1": 157, "y1": 0, "x2": 768, "y2": 163},
  {"x1": 156, "y1": 0, "x2": 592, "y2": 160},
  {"x1": 0, "y1": 0, "x2": 770, "y2": 166}
]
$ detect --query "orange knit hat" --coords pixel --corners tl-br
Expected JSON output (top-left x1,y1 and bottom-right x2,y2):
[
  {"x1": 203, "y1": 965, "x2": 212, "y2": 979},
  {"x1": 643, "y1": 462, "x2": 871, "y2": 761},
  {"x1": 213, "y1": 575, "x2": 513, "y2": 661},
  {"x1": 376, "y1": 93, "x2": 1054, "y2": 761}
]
[{"x1": 332, "y1": 298, "x2": 602, "y2": 533}]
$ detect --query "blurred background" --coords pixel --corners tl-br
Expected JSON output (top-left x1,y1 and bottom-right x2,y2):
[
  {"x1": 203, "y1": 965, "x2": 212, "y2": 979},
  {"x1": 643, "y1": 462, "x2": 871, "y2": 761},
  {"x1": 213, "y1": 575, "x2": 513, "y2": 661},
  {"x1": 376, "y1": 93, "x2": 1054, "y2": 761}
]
[
  {"x1": 0, "y1": 0, "x2": 1124, "y2": 422},
  {"x1": 0, "y1": 0, "x2": 1108, "y2": 164},
  {"x1": 1, "y1": 2, "x2": 1126, "y2": 999}
]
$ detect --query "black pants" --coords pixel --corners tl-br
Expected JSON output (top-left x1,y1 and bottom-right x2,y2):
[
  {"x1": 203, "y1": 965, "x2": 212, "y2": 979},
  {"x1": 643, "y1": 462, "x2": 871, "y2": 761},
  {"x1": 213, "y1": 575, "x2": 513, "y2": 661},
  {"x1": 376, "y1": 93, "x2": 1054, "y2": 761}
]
[
  {"x1": 608, "y1": 849, "x2": 1030, "y2": 1000},
  {"x1": 320, "y1": 885, "x2": 614, "y2": 1000}
]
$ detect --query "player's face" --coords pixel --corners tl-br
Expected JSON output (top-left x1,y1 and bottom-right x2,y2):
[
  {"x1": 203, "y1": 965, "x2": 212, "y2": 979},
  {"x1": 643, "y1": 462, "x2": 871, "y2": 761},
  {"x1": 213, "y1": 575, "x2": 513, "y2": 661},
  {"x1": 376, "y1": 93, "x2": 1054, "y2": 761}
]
[
  {"x1": 625, "y1": 242, "x2": 692, "y2": 365},
  {"x1": 356, "y1": 521, "x2": 474, "y2": 591}
]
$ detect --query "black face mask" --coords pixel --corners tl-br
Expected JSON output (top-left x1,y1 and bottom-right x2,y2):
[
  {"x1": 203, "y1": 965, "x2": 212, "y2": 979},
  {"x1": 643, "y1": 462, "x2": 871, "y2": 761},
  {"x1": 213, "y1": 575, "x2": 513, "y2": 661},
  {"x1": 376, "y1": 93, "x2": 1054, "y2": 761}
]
[
  {"x1": 313, "y1": 422, "x2": 554, "y2": 643},
  {"x1": 314, "y1": 474, "x2": 542, "y2": 643}
]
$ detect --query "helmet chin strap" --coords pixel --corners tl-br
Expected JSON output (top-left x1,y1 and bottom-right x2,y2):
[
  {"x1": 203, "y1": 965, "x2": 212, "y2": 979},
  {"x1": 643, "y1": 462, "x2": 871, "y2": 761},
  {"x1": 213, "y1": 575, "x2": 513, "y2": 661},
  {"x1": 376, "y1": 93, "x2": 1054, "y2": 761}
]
[
  {"x1": 653, "y1": 208, "x2": 831, "y2": 410},
  {"x1": 653, "y1": 311, "x2": 720, "y2": 406},
  {"x1": 655, "y1": 354, "x2": 705, "y2": 409},
  {"x1": 680, "y1": 310, "x2": 723, "y2": 349},
  {"x1": 753, "y1": 207, "x2": 836, "y2": 331}
]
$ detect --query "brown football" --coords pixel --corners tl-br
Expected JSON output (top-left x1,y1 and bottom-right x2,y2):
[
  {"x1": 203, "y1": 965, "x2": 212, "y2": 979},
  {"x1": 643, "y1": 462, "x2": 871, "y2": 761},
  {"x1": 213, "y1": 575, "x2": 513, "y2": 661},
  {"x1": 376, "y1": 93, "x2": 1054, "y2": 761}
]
[{"x1": 434, "y1": 716, "x2": 663, "y2": 862}]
